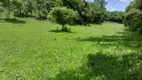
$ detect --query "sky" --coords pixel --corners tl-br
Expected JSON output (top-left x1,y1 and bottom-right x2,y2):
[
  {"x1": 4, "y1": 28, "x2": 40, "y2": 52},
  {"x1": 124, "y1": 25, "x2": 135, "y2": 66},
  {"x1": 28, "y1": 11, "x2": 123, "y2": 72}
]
[{"x1": 88, "y1": 0, "x2": 134, "y2": 12}]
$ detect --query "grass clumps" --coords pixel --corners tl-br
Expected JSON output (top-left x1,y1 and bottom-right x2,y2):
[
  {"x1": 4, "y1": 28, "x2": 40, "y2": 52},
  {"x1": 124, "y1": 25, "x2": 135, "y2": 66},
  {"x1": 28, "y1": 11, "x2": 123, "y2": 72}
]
[{"x1": 0, "y1": 18, "x2": 141, "y2": 80}]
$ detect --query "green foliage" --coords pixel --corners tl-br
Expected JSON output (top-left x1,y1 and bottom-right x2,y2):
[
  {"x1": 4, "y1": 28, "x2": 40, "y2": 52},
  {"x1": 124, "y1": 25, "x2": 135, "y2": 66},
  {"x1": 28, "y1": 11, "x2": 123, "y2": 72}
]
[
  {"x1": 12, "y1": 0, "x2": 55, "y2": 19},
  {"x1": 0, "y1": 6, "x2": 4, "y2": 13},
  {"x1": 124, "y1": 0, "x2": 142, "y2": 34},
  {"x1": 34, "y1": 0, "x2": 49, "y2": 19},
  {"x1": 0, "y1": 7, "x2": 3, "y2": 18},
  {"x1": 59, "y1": 0, "x2": 87, "y2": 25},
  {"x1": 0, "y1": 0, "x2": 19, "y2": 19},
  {"x1": 76, "y1": 1, "x2": 106, "y2": 25},
  {"x1": 124, "y1": 9, "x2": 142, "y2": 33},
  {"x1": 87, "y1": 2, "x2": 105, "y2": 24},
  {"x1": 106, "y1": 11, "x2": 124, "y2": 23},
  {"x1": 94, "y1": 0, "x2": 107, "y2": 9},
  {"x1": 48, "y1": 7, "x2": 78, "y2": 31},
  {"x1": 62, "y1": 0, "x2": 85, "y2": 11},
  {"x1": 0, "y1": 0, "x2": 107, "y2": 25},
  {"x1": 126, "y1": 0, "x2": 142, "y2": 12},
  {"x1": 14, "y1": 0, "x2": 34, "y2": 17}
]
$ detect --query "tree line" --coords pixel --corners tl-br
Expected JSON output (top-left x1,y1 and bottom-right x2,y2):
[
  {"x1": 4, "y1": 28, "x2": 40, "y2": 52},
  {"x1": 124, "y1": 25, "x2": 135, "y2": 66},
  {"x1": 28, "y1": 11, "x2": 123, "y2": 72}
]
[
  {"x1": 0, "y1": 0, "x2": 106, "y2": 21},
  {"x1": 0, "y1": 0, "x2": 142, "y2": 33}
]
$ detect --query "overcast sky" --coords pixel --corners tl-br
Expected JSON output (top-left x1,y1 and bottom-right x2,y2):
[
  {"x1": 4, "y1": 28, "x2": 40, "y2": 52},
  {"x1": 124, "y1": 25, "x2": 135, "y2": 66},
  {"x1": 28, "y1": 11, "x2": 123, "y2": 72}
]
[{"x1": 88, "y1": 0, "x2": 134, "y2": 12}]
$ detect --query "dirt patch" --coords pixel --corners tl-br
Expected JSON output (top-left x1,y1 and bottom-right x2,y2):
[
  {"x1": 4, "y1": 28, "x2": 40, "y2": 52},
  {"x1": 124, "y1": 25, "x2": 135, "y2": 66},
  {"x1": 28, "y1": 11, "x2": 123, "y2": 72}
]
[{"x1": 105, "y1": 22, "x2": 124, "y2": 27}]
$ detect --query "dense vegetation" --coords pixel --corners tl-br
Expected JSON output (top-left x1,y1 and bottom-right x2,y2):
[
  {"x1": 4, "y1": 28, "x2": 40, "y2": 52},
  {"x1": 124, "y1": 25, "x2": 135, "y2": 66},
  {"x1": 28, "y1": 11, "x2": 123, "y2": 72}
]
[
  {"x1": 0, "y1": 0, "x2": 106, "y2": 24},
  {"x1": 124, "y1": 0, "x2": 142, "y2": 34},
  {"x1": 106, "y1": 11, "x2": 124, "y2": 23},
  {"x1": 0, "y1": 1, "x2": 102, "y2": 20}
]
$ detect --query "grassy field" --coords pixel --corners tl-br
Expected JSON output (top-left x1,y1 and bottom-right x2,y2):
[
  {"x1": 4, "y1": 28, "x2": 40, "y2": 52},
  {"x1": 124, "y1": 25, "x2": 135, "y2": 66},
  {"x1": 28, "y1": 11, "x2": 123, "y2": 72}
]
[{"x1": 0, "y1": 18, "x2": 142, "y2": 80}]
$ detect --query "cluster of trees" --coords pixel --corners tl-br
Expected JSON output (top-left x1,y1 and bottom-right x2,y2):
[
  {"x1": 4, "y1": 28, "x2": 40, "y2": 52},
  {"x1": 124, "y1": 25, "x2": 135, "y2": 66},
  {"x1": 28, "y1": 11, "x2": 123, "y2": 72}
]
[
  {"x1": 105, "y1": 0, "x2": 142, "y2": 34},
  {"x1": 0, "y1": 0, "x2": 141, "y2": 33},
  {"x1": 124, "y1": 0, "x2": 142, "y2": 34},
  {"x1": 0, "y1": 0, "x2": 55, "y2": 19},
  {"x1": 106, "y1": 11, "x2": 124, "y2": 23},
  {"x1": 0, "y1": 0, "x2": 107, "y2": 31}
]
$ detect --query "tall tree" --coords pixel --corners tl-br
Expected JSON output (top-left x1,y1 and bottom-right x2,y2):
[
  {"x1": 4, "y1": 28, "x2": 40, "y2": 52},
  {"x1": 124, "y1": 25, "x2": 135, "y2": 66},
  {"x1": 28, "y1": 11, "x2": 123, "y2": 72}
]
[
  {"x1": 0, "y1": 0, "x2": 18, "y2": 19},
  {"x1": 94, "y1": 0, "x2": 107, "y2": 9},
  {"x1": 33, "y1": 0, "x2": 56, "y2": 19}
]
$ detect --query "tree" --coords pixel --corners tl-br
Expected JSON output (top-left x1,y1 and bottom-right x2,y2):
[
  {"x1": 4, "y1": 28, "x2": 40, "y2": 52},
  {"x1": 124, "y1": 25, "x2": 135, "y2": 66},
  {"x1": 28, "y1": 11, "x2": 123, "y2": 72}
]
[
  {"x1": 0, "y1": 6, "x2": 4, "y2": 18},
  {"x1": 33, "y1": 0, "x2": 56, "y2": 19},
  {"x1": 94, "y1": 0, "x2": 107, "y2": 9},
  {"x1": 13, "y1": 0, "x2": 55, "y2": 18},
  {"x1": 60, "y1": 0, "x2": 87, "y2": 25},
  {"x1": 33, "y1": 0, "x2": 49, "y2": 19},
  {"x1": 89, "y1": 2, "x2": 106, "y2": 23},
  {"x1": 0, "y1": 2, "x2": 4, "y2": 13},
  {"x1": 79, "y1": 2, "x2": 106, "y2": 24},
  {"x1": 124, "y1": 9, "x2": 142, "y2": 33},
  {"x1": 48, "y1": 7, "x2": 78, "y2": 31},
  {"x1": 0, "y1": 0, "x2": 19, "y2": 19},
  {"x1": 62, "y1": 0, "x2": 85, "y2": 11},
  {"x1": 124, "y1": 0, "x2": 142, "y2": 34},
  {"x1": 13, "y1": 0, "x2": 23, "y2": 17},
  {"x1": 106, "y1": 11, "x2": 124, "y2": 23},
  {"x1": 14, "y1": 0, "x2": 38, "y2": 17}
]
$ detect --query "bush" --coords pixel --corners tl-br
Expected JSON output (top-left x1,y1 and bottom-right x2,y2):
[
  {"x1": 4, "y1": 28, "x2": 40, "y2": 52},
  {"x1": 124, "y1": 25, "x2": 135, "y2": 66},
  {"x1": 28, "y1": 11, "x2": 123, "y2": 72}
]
[
  {"x1": 48, "y1": 7, "x2": 78, "y2": 31},
  {"x1": 124, "y1": 9, "x2": 142, "y2": 34}
]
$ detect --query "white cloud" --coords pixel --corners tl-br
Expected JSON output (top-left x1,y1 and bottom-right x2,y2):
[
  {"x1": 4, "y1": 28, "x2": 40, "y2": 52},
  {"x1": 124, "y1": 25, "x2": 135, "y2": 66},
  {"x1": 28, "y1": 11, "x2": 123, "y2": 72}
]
[
  {"x1": 120, "y1": 0, "x2": 133, "y2": 3},
  {"x1": 120, "y1": 0, "x2": 127, "y2": 2}
]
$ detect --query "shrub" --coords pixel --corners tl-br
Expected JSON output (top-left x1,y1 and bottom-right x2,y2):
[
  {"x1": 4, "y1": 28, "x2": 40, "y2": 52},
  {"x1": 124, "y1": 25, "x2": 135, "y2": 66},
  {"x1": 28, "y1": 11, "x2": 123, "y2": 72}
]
[
  {"x1": 124, "y1": 9, "x2": 142, "y2": 34},
  {"x1": 48, "y1": 7, "x2": 78, "y2": 31}
]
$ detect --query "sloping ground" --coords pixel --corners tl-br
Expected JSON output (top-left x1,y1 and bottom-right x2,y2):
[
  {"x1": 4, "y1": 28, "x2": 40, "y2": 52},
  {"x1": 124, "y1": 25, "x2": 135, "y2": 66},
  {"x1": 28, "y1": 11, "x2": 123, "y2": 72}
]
[{"x1": 0, "y1": 18, "x2": 141, "y2": 80}]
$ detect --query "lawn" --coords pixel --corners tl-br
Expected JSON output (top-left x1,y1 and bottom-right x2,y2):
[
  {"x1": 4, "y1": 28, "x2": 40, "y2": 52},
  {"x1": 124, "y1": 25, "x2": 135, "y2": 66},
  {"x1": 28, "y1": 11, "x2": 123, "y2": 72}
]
[{"x1": 0, "y1": 18, "x2": 142, "y2": 80}]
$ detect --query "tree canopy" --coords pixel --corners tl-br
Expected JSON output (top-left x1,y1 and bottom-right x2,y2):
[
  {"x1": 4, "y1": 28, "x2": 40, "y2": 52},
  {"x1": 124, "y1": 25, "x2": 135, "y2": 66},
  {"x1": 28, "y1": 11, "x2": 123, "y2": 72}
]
[
  {"x1": 124, "y1": 0, "x2": 142, "y2": 33},
  {"x1": 48, "y1": 7, "x2": 78, "y2": 31}
]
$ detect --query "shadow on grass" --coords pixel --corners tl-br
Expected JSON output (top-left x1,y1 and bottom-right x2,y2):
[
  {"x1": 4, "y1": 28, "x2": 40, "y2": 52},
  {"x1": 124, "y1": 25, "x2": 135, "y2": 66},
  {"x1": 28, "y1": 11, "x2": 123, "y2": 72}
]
[
  {"x1": 49, "y1": 30, "x2": 76, "y2": 33},
  {"x1": 51, "y1": 52, "x2": 142, "y2": 80},
  {"x1": 77, "y1": 34, "x2": 142, "y2": 49},
  {"x1": 5, "y1": 18, "x2": 26, "y2": 24},
  {"x1": 86, "y1": 52, "x2": 142, "y2": 80},
  {"x1": 50, "y1": 33, "x2": 142, "y2": 80}
]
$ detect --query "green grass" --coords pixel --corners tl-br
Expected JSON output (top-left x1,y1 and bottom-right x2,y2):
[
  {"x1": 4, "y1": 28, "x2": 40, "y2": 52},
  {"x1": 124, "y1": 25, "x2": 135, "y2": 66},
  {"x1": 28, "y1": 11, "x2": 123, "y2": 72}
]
[{"x1": 0, "y1": 18, "x2": 142, "y2": 80}]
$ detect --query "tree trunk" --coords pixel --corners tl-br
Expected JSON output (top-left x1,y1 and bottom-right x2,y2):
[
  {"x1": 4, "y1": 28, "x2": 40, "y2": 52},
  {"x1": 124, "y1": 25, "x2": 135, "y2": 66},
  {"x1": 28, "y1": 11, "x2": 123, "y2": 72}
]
[
  {"x1": 62, "y1": 25, "x2": 65, "y2": 31},
  {"x1": 20, "y1": 9, "x2": 22, "y2": 17},
  {"x1": 62, "y1": 24, "x2": 67, "y2": 31}
]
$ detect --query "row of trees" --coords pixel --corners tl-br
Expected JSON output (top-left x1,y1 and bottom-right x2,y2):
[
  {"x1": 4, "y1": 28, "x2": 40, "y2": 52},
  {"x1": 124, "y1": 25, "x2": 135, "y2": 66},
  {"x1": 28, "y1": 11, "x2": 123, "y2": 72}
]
[
  {"x1": 0, "y1": 0, "x2": 125, "y2": 24},
  {"x1": 106, "y1": 11, "x2": 124, "y2": 23},
  {"x1": 0, "y1": 0, "x2": 107, "y2": 31},
  {"x1": 0, "y1": 0, "x2": 55, "y2": 19},
  {"x1": 0, "y1": 0, "x2": 106, "y2": 21},
  {"x1": 0, "y1": 0, "x2": 142, "y2": 33}
]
